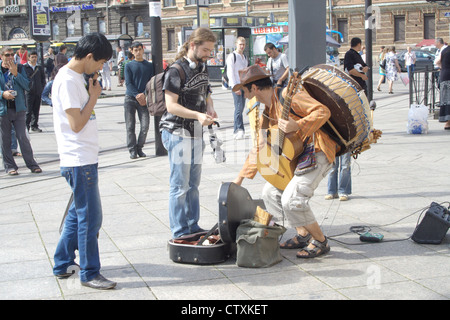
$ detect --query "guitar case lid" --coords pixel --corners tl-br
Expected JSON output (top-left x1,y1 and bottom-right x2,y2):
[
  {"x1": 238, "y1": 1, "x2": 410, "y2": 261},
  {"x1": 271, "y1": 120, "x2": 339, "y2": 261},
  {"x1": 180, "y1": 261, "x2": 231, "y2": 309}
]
[{"x1": 218, "y1": 182, "x2": 264, "y2": 244}]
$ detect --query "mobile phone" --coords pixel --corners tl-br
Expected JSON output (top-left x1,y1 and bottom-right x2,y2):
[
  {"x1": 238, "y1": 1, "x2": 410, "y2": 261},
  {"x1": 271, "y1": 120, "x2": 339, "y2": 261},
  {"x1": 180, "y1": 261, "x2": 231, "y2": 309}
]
[
  {"x1": 90, "y1": 72, "x2": 99, "y2": 86},
  {"x1": 84, "y1": 73, "x2": 98, "y2": 89}
]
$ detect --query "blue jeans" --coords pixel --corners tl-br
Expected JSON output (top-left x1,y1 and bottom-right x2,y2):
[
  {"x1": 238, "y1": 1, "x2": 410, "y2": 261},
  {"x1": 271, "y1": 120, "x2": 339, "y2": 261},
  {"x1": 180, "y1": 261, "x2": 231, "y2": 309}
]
[
  {"x1": 53, "y1": 164, "x2": 103, "y2": 282},
  {"x1": 161, "y1": 130, "x2": 205, "y2": 238},
  {"x1": 327, "y1": 152, "x2": 352, "y2": 196},
  {"x1": 41, "y1": 80, "x2": 53, "y2": 106},
  {"x1": 407, "y1": 65, "x2": 415, "y2": 79},
  {"x1": 232, "y1": 90, "x2": 246, "y2": 133}
]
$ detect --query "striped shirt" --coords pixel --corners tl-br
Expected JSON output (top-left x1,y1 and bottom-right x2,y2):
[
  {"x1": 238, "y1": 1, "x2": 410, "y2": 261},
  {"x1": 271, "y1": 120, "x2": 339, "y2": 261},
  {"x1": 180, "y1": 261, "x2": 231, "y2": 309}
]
[{"x1": 238, "y1": 88, "x2": 339, "y2": 179}]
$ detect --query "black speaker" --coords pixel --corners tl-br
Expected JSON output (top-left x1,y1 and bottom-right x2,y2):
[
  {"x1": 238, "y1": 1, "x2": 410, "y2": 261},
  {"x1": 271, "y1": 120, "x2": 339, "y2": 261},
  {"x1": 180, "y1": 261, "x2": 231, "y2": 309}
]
[{"x1": 412, "y1": 202, "x2": 450, "y2": 244}]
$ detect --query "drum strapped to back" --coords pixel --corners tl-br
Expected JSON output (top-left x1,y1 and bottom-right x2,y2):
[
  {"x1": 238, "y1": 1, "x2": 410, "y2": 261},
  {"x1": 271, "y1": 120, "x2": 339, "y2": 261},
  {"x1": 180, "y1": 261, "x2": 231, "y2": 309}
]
[{"x1": 301, "y1": 64, "x2": 374, "y2": 157}]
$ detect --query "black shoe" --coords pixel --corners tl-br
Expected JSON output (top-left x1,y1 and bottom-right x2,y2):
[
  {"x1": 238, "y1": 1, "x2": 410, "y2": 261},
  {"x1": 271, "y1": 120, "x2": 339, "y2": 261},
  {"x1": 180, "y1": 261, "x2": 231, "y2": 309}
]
[
  {"x1": 137, "y1": 149, "x2": 146, "y2": 157},
  {"x1": 130, "y1": 150, "x2": 138, "y2": 159},
  {"x1": 81, "y1": 274, "x2": 117, "y2": 290},
  {"x1": 54, "y1": 263, "x2": 80, "y2": 279},
  {"x1": 31, "y1": 127, "x2": 42, "y2": 132}
]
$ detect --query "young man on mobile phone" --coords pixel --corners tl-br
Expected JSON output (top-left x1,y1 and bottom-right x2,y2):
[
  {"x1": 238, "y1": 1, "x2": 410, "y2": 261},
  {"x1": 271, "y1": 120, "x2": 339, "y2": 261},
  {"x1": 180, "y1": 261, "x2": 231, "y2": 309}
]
[{"x1": 52, "y1": 33, "x2": 116, "y2": 290}]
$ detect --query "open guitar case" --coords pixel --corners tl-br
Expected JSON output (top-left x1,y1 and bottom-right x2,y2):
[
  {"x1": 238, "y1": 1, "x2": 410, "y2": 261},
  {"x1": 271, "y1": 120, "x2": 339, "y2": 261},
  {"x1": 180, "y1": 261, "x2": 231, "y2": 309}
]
[{"x1": 167, "y1": 182, "x2": 265, "y2": 265}]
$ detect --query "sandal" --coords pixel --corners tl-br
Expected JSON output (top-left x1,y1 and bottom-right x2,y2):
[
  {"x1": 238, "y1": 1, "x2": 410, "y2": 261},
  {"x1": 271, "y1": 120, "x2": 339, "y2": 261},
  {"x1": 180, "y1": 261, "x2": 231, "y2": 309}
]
[
  {"x1": 280, "y1": 233, "x2": 312, "y2": 249},
  {"x1": 296, "y1": 237, "x2": 330, "y2": 259},
  {"x1": 8, "y1": 170, "x2": 19, "y2": 176},
  {"x1": 31, "y1": 167, "x2": 42, "y2": 173}
]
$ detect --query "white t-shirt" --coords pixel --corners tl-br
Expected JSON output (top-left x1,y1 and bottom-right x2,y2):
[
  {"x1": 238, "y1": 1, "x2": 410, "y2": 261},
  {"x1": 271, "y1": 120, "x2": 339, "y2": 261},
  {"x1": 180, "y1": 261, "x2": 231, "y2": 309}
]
[
  {"x1": 435, "y1": 45, "x2": 448, "y2": 69},
  {"x1": 226, "y1": 51, "x2": 248, "y2": 88},
  {"x1": 52, "y1": 66, "x2": 99, "y2": 167},
  {"x1": 405, "y1": 51, "x2": 416, "y2": 66}
]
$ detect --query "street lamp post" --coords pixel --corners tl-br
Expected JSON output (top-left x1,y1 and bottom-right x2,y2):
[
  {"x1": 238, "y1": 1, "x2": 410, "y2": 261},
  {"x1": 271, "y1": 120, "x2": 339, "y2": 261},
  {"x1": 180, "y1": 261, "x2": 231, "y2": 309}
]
[
  {"x1": 149, "y1": 0, "x2": 167, "y2": 156},
  {"x1": 365, "y1": 0, "x2": 374, "y2": 102}
]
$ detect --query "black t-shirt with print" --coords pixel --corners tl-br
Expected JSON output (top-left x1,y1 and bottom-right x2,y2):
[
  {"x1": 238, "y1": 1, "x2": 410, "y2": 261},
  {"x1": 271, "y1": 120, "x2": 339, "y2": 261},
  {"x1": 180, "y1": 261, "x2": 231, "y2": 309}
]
[{"x1": 160, "y1": 58, "x2": 211, "y2": 137}]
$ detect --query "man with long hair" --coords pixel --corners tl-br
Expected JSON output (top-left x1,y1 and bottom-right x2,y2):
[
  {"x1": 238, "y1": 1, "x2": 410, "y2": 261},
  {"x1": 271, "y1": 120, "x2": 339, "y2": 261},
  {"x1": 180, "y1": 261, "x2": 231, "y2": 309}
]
[{"x1": 160, "y1": 27, "x2": 218, "y2": 238}]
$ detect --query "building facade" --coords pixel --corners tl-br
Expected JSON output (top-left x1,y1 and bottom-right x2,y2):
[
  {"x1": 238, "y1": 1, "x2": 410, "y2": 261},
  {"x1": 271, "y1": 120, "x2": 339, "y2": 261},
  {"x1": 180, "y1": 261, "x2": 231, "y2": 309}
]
[
  {"x1": 0, "y1": 1, "x2": 448, "y2": 62},
  {"x1": 330, "y1": 0, "x2": 449, "y2": 59}
]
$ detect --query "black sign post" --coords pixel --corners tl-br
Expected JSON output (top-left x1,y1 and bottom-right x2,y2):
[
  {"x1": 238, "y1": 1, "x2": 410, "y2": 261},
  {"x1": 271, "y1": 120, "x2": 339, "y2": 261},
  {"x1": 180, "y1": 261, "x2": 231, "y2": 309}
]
[
  {"x1": 28, "y1": 0, "x2": 51, "y2": 67},
  {"x1": 197, "y1": 0, "x2": 209, "y2": 28}
]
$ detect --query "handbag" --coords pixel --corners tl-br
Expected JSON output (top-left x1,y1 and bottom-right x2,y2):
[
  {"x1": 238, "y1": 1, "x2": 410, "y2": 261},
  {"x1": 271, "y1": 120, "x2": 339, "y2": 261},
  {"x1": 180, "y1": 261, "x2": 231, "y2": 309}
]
[
  {"x1": 379, "y1": 58, "x2": 386, "y2": 70},
  {"x1": 236, "y1": 219, "x2": 286, "y2": 268},
  {"x1": 294, "y1": 136, "x2": 317, "y2": 176}
]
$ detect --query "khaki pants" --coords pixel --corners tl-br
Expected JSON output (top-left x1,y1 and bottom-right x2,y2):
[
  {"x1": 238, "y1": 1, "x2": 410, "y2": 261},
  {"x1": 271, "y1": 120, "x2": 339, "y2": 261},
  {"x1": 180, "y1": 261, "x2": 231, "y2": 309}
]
[{"x1": 262, "y1": 151, "x2": 332, "y2": 228}]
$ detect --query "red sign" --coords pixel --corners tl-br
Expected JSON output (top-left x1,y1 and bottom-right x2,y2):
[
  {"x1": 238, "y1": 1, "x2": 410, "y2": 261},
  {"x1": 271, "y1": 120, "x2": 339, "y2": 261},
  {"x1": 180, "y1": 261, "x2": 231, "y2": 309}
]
[{"x1": 251, "y1": 26, "x2": 288, "y2": 35}]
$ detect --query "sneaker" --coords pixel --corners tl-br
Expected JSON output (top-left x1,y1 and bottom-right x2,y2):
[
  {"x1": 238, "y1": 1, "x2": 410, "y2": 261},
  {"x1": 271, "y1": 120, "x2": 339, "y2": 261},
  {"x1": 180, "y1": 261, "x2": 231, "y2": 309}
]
[
  {"x1": 81, "y1": 274, "x2": 117, "y2": 290},
  {"x1": 31, "y1": 127, "x2": 42, "y2": 133},
  {"x1": 324, "y1": 194, "x2": 337, "y2": 200},
  {"x1": 339, "y1": 194, "x2": 349, "y2": 201},
  {"x1": 234, "y1": 130, "x2": 245, "y2": 140}
]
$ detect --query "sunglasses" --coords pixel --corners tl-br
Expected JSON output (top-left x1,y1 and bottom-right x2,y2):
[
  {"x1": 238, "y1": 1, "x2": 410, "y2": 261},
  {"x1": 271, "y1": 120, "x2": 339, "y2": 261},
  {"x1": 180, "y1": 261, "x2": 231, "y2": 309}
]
[{"x1": 2, "y1": 53, "x2": 13, "y2": 57}]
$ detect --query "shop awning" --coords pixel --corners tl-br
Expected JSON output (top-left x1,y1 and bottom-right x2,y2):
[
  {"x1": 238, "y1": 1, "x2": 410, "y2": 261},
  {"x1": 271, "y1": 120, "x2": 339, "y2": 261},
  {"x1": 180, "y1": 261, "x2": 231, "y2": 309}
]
[
  {"x1": 416, "y1": 39, "x2": 435, "y2": 47},
  {"x1": 0, "y1": 39, "x2": 37, "y2": 47},
  {"x1": 63, "y1": 34, "x2": 133, "y2": 44}
]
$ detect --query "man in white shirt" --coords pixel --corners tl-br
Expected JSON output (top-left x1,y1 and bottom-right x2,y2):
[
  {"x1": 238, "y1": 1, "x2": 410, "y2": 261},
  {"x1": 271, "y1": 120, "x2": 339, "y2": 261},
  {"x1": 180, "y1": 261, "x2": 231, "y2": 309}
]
[
  {"x1": 434, "y1": 38, "x2": 447, "y2": 69},
  {"x1": 405, "y1": 47, "x2": 416, "y2": 79},
  {"x1": 52, "y1": 33, "x2": 116, "y2": 290},
  {"x1": 116, "y1": 46, "x2": 125, "y2": 86},
  {"x1": 434, "y1": 38, "x2": 447, "y2": 86},
  {"x1": 226, "y1": 37, "x2": 248, "y2": 139}
]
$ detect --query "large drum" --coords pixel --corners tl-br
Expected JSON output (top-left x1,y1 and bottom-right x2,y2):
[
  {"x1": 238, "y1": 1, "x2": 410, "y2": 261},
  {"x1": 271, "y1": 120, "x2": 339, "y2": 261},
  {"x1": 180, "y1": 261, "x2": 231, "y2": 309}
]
[{"x1": 301, "y1": 64, "x2": 372, "y2": 156}]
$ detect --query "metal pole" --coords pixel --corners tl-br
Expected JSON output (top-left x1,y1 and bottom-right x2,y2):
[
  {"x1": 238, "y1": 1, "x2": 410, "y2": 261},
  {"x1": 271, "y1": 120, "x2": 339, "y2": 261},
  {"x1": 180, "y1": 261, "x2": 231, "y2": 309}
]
[
  {"x1": 149, "y1": 0, "x2": 167, "y2": 156},
  {"x1": 39, "y1": 42, "x2": 45, "y2": 69},
  {"x1": 409, "y1": 71, "x2": 414, "y2": 107},
  {"x1": 328, "y1": 0, "x2": 333, "y2": 30},
  {"x1": 288, "y1": 0, "x2": 325, "y2": 71},
  {"x1": 365, "y1": 0, "x2": 373, "y2": 102},
  {"x1": 197, "y1": 1, "x2": 201, "y2": 28}
]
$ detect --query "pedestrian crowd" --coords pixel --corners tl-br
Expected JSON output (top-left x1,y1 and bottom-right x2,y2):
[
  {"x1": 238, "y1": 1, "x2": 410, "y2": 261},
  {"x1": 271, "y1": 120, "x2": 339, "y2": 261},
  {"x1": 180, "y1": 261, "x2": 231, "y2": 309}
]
[{"x1": 1, "y1": 30, "x2": 449, "y2": 291}]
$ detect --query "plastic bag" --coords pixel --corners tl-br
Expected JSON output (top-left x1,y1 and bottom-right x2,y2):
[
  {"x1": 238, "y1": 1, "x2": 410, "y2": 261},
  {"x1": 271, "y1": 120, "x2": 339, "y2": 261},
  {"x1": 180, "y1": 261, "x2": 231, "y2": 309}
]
[
  {"x1": 400, "y1": 73, "x2": 410, "y2": 86},
  {"x1": 407, "y1": 104, "x2": 428, "y2": 134}
]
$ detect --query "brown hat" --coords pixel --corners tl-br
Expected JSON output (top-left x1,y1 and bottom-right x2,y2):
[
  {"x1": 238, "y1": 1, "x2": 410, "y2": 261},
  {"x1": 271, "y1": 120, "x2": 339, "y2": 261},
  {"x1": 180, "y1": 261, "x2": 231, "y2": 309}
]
[{"x1": 232, "y1": 65, "x2": 272, "y2": 92}]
